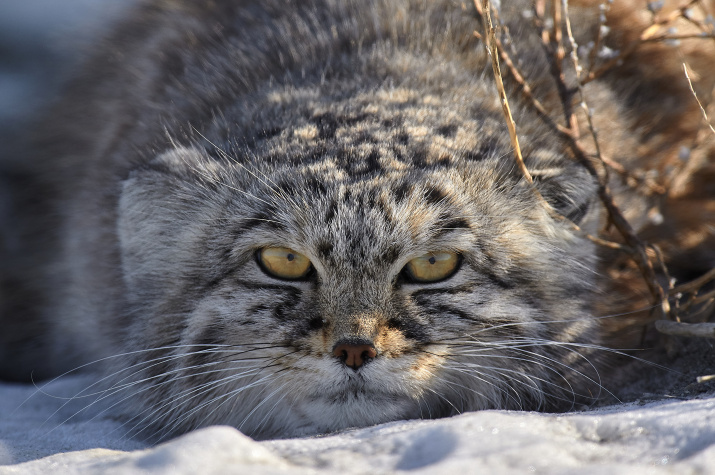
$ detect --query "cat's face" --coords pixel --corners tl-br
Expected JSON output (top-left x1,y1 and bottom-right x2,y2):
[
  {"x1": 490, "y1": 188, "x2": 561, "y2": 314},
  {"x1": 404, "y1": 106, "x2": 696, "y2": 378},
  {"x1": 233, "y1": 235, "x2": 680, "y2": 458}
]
[{"x1": 117, "y1": 144, "x2": 600, "y2": 438}]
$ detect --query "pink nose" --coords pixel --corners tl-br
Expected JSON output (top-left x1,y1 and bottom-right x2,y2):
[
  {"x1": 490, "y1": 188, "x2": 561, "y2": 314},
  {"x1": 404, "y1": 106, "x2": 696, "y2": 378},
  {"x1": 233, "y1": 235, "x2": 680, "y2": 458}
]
[{"x1": 332, "y1": 343, "x2": 377, "y2": 370}]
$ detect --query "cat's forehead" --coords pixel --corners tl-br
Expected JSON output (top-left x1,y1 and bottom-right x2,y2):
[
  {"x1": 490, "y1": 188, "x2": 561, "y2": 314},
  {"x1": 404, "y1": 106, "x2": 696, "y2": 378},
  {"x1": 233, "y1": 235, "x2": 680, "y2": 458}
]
[
  {"x1": 240, "y1": 81, "x2": 510, "y2": 174},
  {"x1": 242, "y1": 164, "x2": 494, "y2": 269}
]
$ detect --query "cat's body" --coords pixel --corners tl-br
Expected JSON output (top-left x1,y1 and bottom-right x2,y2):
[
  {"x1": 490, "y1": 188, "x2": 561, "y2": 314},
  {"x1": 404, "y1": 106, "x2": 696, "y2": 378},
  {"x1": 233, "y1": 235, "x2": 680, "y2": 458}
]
[{"x1": 1, "y1": 0, "x2": 714, "y2": 439}]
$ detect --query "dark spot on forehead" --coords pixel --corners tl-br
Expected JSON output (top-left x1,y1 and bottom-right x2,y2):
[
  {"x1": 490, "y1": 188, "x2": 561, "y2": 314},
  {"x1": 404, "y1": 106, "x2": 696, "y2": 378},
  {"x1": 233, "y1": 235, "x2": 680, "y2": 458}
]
[
  {"x1": 306, "y1": 144, "x2": 328, "y2": 163},
  {"x1": 316, "y1": 240, "x2": 334, "y2": 259},
  {"x1": 393, "y1": 182, "x2": 412, "y2": 203},
  {"x1": 436, "y1": 124, "x2": 458, "y2": 138},
  {"x1": 325, "y1": 200, "x2": 338, "y2": 224},
  {"x1": 463, "y1": 150, "x2": 487, "y2": 162},
  {"x1": 423, "y1": 185, "x2": 449, "y2": 205},
  {"x1": 335, "y1": 147, "x2": 383, "y2": 177},
  {"x1": 310, "y1": 111, "x2": 373, "y2": 141},
  {"x1": 366, "y1": 150, "x2": 381, "y2": 172},
  {"x1": 305, "y1": 176, "x2": 327, "y2": 194},
  {"x1": 475, "y1": 137, "x2": 502, "y2": 159},
  {"x1": 356, "y1": 131, "x2": 379, "y2": 144},
  {"x1": 311, "y1": 112, "x2": 339, "y2": 140},
  {"x1": 411, "y1": 147, "x2": 428, "y2": 166},
  {"x1": 461, "y1": 137, "x2": 503, "y2": 162},
  {"x1": 382, "y1": 116, "x2": 403, "y2": 128}
]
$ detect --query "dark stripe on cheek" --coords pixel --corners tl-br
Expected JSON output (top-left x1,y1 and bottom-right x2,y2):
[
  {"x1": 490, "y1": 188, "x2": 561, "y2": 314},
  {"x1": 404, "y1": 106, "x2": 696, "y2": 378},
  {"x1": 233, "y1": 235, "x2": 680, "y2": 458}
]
[
  {"x1": 409, "y1": 283, "x2": 478, "y2": 298},
  {"x1": 423, "y1": 304, "x2": 481, "y2": 323},
  {"x1": 236, "y1": 282, "x2": 302, "y2": 322},
  {"x1": 238, "y1": 281, "x2": 304, "y2": 297},
  {"x1": 273, "y1": 298, "x2": 302, "y2": 321},
  {"x1": 187, "y1": 325, "x2": 226, "y2": 368},
  {"x1": 485, "y1": 270, "x2": 514, "y2": 290}
]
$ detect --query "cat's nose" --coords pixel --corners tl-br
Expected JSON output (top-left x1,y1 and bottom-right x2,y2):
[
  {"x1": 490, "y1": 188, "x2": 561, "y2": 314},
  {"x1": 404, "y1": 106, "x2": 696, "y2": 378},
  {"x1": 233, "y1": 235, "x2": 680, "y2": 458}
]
[{"x1": 332, "y1": 341, "x2": 377, "y2": 370}]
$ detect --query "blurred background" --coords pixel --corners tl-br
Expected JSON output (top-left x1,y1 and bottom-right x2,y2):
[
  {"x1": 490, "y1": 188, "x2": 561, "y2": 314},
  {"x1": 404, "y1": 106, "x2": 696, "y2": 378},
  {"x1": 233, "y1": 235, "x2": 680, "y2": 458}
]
[
  {"x1": 0, "y1": 1, "x2": 135, "y2": 145},
  {"x1": 0, "y1": 1, "x2": 136, "y2": 302}
]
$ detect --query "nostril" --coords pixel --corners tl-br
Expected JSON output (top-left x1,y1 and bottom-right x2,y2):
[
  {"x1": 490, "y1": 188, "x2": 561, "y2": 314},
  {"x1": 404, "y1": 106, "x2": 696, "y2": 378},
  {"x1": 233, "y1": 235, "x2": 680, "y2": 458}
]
[{"x1": 332, "y1": 342, "x2": 377, "y2": 370}]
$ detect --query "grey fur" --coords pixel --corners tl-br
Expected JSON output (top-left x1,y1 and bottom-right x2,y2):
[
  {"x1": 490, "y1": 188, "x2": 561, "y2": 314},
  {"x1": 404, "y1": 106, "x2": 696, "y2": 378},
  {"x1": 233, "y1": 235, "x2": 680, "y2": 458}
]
[{"x1": 0, "y1": 0, "x2": 661, "y2": 439}]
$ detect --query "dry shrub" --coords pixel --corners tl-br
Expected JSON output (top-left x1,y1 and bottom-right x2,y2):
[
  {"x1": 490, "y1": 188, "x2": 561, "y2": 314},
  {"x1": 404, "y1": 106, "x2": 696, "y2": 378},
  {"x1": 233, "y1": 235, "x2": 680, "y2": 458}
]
[{"x1": 476, "y1": 0, "x2": 715, "y2": 374}]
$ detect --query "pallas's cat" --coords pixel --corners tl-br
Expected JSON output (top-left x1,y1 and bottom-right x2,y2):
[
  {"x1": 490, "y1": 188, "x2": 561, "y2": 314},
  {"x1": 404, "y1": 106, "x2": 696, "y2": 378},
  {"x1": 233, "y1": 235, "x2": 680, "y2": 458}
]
[{"x1": 1, "y1": 0, "x2": 714, "y2": 439}]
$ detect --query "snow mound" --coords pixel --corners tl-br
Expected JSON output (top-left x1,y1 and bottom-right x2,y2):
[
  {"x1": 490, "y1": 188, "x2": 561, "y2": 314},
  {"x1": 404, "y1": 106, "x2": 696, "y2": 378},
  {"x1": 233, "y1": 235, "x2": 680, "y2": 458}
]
[{"x1": 1, "y1": 376, "x2": 714, "y2": 474}]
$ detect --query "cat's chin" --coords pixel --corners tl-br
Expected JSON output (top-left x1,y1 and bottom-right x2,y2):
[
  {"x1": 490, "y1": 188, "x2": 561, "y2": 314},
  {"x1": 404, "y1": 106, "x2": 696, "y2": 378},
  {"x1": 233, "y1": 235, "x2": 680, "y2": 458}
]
[{"x1": 254, "y1": 391, "x2": 424, "y2": 439}]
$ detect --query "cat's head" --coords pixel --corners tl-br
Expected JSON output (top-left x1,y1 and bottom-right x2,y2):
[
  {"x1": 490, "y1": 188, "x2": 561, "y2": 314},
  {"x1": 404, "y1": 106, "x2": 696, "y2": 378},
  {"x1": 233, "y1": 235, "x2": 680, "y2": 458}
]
[{"x1": 116, "y1": 90, "x2": 601, "y2": 439}]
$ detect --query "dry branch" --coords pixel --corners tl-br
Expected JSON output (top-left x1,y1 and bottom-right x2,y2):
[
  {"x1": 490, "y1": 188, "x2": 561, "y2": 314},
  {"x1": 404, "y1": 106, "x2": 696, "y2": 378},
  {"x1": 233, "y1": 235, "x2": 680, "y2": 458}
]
[
  {"x1": 654, "y1": 320, "x2": 715, "y2": 339},
  {"x1": 475, "y1": 0, "x2": 715, "y2": 329},
  {"x1": 557, "y1": 0, "x2": 669, "y2": 317},
  {"x1": 478, "y1": 0, "x2": 532, "y2": 185},
  {"x1": 683, "y1": 63, "x2": 715, "y2": 136}
]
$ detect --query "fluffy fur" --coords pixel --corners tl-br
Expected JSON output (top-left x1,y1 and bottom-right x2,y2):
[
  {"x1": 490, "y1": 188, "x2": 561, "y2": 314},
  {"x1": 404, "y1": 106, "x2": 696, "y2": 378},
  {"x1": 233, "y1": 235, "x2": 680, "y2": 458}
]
[{"x1": 0, "y1": 0, "x2": 713, "y2": 439}]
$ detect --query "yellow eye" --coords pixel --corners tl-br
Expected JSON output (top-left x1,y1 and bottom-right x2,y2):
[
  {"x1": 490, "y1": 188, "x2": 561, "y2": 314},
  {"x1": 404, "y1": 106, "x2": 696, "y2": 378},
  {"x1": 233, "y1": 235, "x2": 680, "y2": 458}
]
[
  {"x1": 258, "y1": 247, "x2": 312, "y2": 280},
  {"x1": 404, "y1": 252, "x2": 460, "y2": 283}
]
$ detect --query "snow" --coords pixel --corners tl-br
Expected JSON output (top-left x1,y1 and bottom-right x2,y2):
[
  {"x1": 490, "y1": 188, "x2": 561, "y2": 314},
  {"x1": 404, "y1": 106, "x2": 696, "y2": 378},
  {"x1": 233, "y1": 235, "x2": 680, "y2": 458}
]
[{"x1": 1, "y1": 375, "x2": 714, "y2": 474}]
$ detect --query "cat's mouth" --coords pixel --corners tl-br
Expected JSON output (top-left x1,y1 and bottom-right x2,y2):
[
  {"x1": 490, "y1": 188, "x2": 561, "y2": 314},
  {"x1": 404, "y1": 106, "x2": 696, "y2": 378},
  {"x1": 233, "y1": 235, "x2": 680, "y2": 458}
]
[{"x1": 309, "y1": 364, "x2": 420, "y2": 406}]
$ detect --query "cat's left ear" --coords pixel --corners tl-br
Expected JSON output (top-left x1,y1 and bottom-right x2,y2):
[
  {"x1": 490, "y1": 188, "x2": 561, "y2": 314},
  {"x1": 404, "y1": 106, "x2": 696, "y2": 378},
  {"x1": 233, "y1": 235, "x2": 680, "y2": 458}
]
[
  {"x1": 529, "y1": 156, "x2": 598, "y2": 226},
  {"x1": 141, "y1": 146, "x2": 225, "y2": 178},
  {"x1": 118, "y1": 147, "x2": 224, "y2": 299}
]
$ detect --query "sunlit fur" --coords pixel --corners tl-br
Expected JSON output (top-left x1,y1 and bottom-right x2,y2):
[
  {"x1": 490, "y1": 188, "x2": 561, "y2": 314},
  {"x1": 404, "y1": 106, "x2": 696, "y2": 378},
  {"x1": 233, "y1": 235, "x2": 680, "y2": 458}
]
[{"x1": 2, "y1": 0, "x2": 713, "y2": 440}]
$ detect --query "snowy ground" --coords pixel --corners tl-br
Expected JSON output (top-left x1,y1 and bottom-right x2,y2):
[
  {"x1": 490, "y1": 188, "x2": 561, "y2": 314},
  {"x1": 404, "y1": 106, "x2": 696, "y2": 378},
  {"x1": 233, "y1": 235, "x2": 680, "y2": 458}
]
[{"x1": 1, "y1": 374, "x2": 714, "y2": 474}]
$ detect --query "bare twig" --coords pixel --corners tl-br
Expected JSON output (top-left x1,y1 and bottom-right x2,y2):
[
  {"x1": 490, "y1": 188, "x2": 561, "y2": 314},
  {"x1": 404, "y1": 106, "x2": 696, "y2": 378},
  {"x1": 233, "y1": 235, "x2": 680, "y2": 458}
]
[
  {"x1": 655, "y1": 320, "x2": 715, "y2": 338},
  {"x1": 478, "y1": 0, "x2": 532, "y2": 185},
  {"x1": 475, "y1": 1, "x2": 630, "y2": 252},
  {"x1": 560, "y1": 0, "x2": 670, "y2": 317},
  {"x1": 475, "y1": 0, "x2": 715, "y2": 324},
  {"x1": 683, "y1": 63, "x2": 715, "y2": 136},
  {"x1": 672, "y1": 267, "x2": 715, "y2": 294}
]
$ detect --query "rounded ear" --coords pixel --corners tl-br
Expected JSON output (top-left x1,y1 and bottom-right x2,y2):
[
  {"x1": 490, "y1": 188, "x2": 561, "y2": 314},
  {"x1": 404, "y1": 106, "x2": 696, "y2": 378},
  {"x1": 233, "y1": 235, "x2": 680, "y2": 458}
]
[
  {"x1": 139, "y1": 146, "x2": 225, "y2": 178},
  {"x1": 529, "y1": 152, "x2": 598, "y2": 226},
  {"x1": 118, "y1": 147, "x2": 217, "y2": 299}
]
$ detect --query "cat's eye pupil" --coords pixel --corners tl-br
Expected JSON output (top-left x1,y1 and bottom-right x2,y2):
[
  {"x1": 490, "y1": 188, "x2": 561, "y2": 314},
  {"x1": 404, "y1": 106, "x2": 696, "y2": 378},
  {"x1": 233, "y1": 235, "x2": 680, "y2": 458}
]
[
  {"x1": 403, "y1": 251, "x2": 459, "y2": 283},
  {"x1": 287, "y1": 253, "x2": 295, "y2": 261}
]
